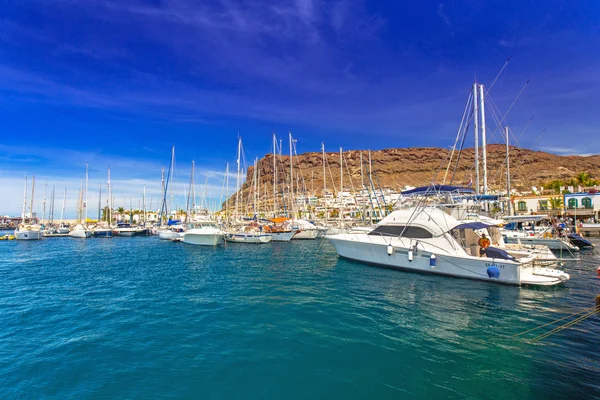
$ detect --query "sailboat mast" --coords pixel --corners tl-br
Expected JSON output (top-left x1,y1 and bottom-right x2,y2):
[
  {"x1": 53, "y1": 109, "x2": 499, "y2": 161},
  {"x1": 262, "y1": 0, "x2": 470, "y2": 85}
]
[
  {"x1": 107, "y1": 167, "x2": 111, "y2": 224},
  {"x1": 339, "y1": 148, "x2": 343, "y2": 224},
  {"x1": 289, "y1": 132, "x2": 295, "y2": 219},
  {"x1": 84, "y1": 162, "x2": 89, "y2": 224},
  {"x1": 143, "y1": 184, "x2": 146, "y2": 225},
  {"x1": 273, "y1": 133, "x2": 277, "y2": 216},
  {"x1": 60, "y1": 188, "x2": 66, "y2": 225},
  {"x1": 42, "y1": 183, "x2": 47, "y2": 226},
  {"x1": 322, "y1": 143, "x2": 327, "y2": 224},
  {"x1": 473, "y1": 82, "x2": 480, "y2": 196},
  {"x1": 30, "y1": 176, "x2": 36, "y2": 223},
  {"x1": 256, "y1": 158, "x2": 260, "y2": 216},
  {"x1": 360, "y1": 151, "x2": 365, "y2": 223},
  {"x1": 98, "y1": 183, "x2": 102, "y2": 221},
  {"x1": 235, "y1": 137, "x2": 241, "y2": 221},
  {"x1": 21, "y1": 176, "x2": 28, "y2": 224},
  {"x1": 505, "y1": 126, "x2": 511, "y2": 216},
  {"x1": 225, "y1": 163, "x2": 229, "y2": 220},
  {"x1": 50, "y1": 185, "x2": 55, "y2": 223},
  {"x1": 479, "y1": 84, "x2": 488, "y2": 195}
]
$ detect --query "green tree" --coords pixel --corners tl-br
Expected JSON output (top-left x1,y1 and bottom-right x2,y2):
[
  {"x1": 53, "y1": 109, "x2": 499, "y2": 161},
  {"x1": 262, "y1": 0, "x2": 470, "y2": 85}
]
[
  {"x1": 549, "y1": 197, "x2": 563, "y2": 210},
  {"x1": 576, "y1": 172, "x2": 590, "y2": 186}
]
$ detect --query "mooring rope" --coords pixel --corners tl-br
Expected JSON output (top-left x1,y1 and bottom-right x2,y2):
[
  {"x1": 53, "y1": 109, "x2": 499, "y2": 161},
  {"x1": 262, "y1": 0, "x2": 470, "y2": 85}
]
[{"x1": 513, "y1": 296, "x2": 600, "y2": 343}]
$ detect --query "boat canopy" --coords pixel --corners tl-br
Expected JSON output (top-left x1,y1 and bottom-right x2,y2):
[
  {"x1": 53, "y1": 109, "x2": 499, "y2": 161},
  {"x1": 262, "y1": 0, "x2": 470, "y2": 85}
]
[
  {"x1": 167, "y1": 219, "x2": 182, "y2": 226},
  {"x1": 451, "y1": 221, "x2": 499, "y2": 231},
  {"x1": 401, "y1": 185, "x2": 475, "y2": 196},
  {"x1": 270, "y1": 217, "x2": 290, "y2": 223}
]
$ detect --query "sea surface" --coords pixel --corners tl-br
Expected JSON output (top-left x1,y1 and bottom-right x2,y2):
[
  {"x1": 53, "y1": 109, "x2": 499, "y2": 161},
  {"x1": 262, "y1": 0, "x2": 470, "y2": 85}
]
[{"x1": 1, "y1": 233, "x2": 599, "y2": 399}]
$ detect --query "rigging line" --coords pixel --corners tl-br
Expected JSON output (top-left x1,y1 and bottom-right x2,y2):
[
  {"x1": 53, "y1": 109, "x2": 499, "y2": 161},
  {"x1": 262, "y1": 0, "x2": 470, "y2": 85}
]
[
  {"x1": 511, "y1": 305, "x2": 599, "y2": 337},
  {"x1": 449, "y1": 116, "x2": 473, "y2": 185},
  {"x1": 489, "y1": 117, "x2": 534, "y2": 184},
  {"x1": 444, "y1": 91, "x2": 473, "y2": 184},
  {"x1": 496, "y1": 79, "x2": 530, "y2": 128},
  {"x1": 487, "y1": 56, "x2": 512, "y2": 93}
]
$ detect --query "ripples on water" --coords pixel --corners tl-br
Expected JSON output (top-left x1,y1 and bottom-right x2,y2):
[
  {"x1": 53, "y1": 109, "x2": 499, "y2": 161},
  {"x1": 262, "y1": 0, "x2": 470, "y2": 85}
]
[{"x1": 1, "y1": 234, "x2": 599, "y2": 399}]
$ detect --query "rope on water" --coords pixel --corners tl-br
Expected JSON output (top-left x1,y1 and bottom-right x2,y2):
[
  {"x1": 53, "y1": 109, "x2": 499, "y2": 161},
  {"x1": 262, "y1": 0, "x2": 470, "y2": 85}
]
[{"x1": 513, "y1": 295, "x2": 600, "y2": 343}]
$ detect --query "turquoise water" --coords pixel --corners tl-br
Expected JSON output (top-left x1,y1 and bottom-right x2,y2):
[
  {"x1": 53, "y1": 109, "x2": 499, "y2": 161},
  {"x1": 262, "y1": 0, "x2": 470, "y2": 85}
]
[{"x1": 1, "y1": 234, "x2": 599, "y2": 399}]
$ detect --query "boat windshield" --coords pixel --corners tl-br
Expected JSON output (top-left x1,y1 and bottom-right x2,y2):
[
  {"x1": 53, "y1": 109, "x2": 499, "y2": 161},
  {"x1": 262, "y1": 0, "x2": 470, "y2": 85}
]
[{"x1": 368, "y1": 225, "x2": 433, "y2": 238}]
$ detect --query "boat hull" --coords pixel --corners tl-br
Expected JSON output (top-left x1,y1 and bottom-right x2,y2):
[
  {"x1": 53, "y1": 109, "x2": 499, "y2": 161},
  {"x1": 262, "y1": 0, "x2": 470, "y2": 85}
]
[
  {"x1": 69, "y1": 230, "x2": 92, "y2": 238},
  {"x1": 114, "y1": 229, "x2": 136, "y2": 237},
  {"x1": 271, "y1": 231, "x2": 296, "y2": 242},
  {"x1": 504, "y1": 236, "x2": 579, "y2": 252},
  {"x1": 135, "y1": 228, "x2": 152, "y2": 236},
  {"x1": 291, "y1": 229, "x2": 318, "y2": 240},
  {"x1": 327, "y1": 234, "x2": 567, "y2": 286},
  {"x1": 93, "y1": 229, "x2": 113, "y2": 238},
  {"x1": 183, "y1": 232, "x2": 224, "y2": 246},
  {"x1": 225, "y1": 233, "x2": 273, "y2": 244},
  {"x1": 158, "y1": 230, "x2": 183, "y2": 240},
  {"x1": 15, "y1": 229, "x2": 43, "y2": 240}
]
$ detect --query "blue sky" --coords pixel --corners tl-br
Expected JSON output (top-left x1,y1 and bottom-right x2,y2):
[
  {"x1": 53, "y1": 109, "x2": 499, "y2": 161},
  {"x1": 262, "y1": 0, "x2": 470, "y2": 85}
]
[{"x1": 1, "y1": 0, "x2": 599, "y2": 217}]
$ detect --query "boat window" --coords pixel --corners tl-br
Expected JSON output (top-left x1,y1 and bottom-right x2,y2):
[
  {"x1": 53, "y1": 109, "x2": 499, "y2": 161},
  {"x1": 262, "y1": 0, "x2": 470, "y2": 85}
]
[{"x1": 368, "y1": 225, "x2": 433, "y2": 238}]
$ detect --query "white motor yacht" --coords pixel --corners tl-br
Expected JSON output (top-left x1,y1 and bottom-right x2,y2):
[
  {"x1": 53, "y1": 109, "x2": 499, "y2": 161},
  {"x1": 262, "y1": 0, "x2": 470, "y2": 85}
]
[
  {"x1": 113, "y1": 223, "x2": 137, "y2": 237},
  {"x1": 326, "y1": 207, "x2": 570, "y2": 286},
  {"x1": 183, "y1": 222, "x2": 224, "y2": 246}
]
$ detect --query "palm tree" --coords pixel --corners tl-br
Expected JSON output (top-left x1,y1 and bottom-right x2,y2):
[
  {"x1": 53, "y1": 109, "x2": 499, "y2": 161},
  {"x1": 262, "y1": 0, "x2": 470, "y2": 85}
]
[
  {"x1": 116, "y1": 206, "x2": 125, "y2": 222},
  {"x1": 576, "y1": 172, "x2": 591, "y2": 186},
  {"x1": 549, "y1": 197, "x2": 563, "y2": 210}
]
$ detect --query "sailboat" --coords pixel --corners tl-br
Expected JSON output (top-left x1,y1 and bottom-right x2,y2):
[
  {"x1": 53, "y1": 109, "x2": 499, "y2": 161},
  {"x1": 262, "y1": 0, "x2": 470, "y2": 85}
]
[
  {"x1": 70, "y1": 164, "x2": 92, "y2": 238},
  {"x1": 93, "y1": 179, "x2": 113, "y2": 238},
  {"x1": 156, "y1": 146, "x2": 185, "y2": 240},
  {"x1": 14, "y1": 176, "x2": 43, "y2": 240},
  {"x1": 56, "y1": 188, "x2": 70, "y2": 234},
  {"x1": 225, "y1": 137, "x2": 272, "y2": 244},
  {"x1": 287, "y1": 132, "x2": 318, "y2": 240}
]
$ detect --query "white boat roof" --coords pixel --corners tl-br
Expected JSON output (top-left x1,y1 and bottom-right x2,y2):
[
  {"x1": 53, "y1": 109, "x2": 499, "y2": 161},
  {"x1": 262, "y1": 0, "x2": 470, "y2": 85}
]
[{"x1": 377, "y1": 207, "x2": 461, "y2": 236}]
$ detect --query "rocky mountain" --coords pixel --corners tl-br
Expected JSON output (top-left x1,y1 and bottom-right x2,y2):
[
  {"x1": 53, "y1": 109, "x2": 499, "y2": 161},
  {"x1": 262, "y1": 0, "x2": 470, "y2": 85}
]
[{"x1": 225, "y1": 145, "x2": 600, "y2": 208}]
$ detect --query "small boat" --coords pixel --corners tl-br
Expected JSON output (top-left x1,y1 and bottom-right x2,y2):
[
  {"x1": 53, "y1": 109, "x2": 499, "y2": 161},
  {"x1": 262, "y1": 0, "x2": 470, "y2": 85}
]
[
  {"x1": 266, "y1": 218, "x2": 297, "y2": 242},
  {"x1": 226, "y1": 232, "x2": 272, "y2": 244},
  {"x1": 183, "y1": 221, "x2": 225, "y2": 246},
  {"x1": 158, "y1": 224, "x2": 185, "y2": 240},
  {"x1": 93, "y1": 228, "x2": 113, "y2": 238},
  {"x1": 113, "y1": 223, "x2": 137, "y2": 237},
  {"x1": 289, "y1": 219, "x2": 319, "y2": 240},
  {"x1": 226, "y1": 223, "x2": 272, "y2": 244},
  {"x1": 69, "y1": 223, "x2": 92, "y2": 238},
  {"x1": 15, "y1": 224, "x2": 43, "y2": 240},
  {"x1": 134, "y1": 226, "x2": 152, "y2": 236}
]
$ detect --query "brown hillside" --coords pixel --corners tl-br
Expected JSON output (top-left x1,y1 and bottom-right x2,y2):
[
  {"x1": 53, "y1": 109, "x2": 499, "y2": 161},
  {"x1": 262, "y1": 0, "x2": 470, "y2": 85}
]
[{"x1": 226, "y1": 145, "x2": 600, "y2": 207}]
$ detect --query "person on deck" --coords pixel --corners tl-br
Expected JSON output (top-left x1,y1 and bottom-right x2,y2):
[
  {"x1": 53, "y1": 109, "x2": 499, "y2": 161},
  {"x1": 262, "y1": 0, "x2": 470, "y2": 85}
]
[{"x1": 478, "y1": 234, "x2": 491, "y2": 257}]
